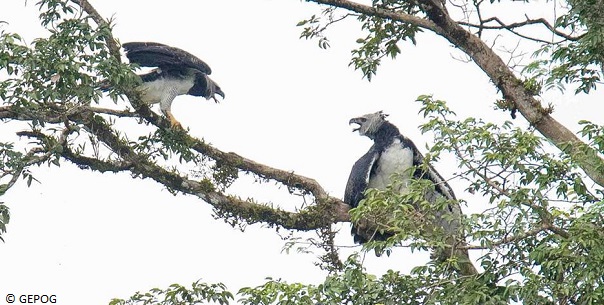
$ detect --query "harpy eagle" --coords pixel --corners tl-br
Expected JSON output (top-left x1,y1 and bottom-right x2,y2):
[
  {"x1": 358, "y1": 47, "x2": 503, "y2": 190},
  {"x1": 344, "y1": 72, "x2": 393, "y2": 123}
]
[
  {"x1": 344, "y1": 111, "x2": 476, "y2": 275},
  {"x1": 117, "y1": 42, "x2": 224, "y2": 128}
]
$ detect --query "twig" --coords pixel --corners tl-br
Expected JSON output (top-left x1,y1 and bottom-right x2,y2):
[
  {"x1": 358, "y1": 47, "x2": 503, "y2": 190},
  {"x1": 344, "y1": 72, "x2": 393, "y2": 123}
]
[{"x1": 458, "y1": 16, "x2": 581, "y2": 43}]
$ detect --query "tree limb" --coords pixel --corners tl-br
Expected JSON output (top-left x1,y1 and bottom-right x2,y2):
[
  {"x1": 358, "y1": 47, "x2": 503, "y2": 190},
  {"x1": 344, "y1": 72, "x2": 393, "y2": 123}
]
[
  {"x1": 459, "y1": 16, "x2": 581, "y2": 42},
  {"x1": 2, "y1": 98, "x2": 351, "y2": 231},
  {"x1": 53, "y1": 0, "x2": 352, "y2": 230},
  {"x1": 307, "y1": 0, "x2": 442, "y2": 34},
  {"x1": 464, "y1": 221, "x2": 568, "y2": 250}
]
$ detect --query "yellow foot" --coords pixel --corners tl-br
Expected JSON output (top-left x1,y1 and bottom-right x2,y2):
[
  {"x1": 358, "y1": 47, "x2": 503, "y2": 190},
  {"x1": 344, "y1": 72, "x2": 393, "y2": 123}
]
[
  {"x1": 170, "y1": 119, "x2": 183, "y2": 129},
  {"x1": 165, "y1": 111, "x2": 183, "y2": 129}
]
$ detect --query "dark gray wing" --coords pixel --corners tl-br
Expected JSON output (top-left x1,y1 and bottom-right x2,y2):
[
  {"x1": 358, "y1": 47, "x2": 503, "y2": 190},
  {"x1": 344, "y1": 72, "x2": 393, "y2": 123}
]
[
  {"x1": 411, "y1": 147, "x2": 475, "y2": 275},
  {"x1": 123, "y1": 42, "x2": 212, "y2": 74},
  {"x1": 345, "y1": 145, "x2": 393, "y2": 246},
  {"x1": 409, "y1": 144, "x2": 456, "y2": 201},
  {"x1": 410, "y1": 144, "x2": 464, "y2": 249},
  {"x1": 344, "y1": 145, "x2": 379, "y2": 208}
]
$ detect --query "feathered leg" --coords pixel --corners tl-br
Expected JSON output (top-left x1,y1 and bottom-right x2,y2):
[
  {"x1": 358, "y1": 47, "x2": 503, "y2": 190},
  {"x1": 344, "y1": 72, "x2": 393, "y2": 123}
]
[
  {"x1": 159, "y1": 90, "x2": 182, "y2": 129},
  {"x1": 164, "y1": 109, "x2": 182, "y2": 129}
]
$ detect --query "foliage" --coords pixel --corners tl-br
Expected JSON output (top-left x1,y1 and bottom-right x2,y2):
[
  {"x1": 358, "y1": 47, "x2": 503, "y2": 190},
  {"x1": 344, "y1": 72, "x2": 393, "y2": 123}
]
[
  {"x1": 524, "y1": 0, "x2": 604, "y2": 93},
  {"x1": 417, "y1": 95, "x2": 604, "y2": 304},
  {"x1": 0, "y1": 202, "x2": 9, "y2": 242},
  {"x1": 239, "y1": 254, "x2": 425, "y2": 305},
  {"x1": 241, "y1": 96, "x2": 604, "y2": 304},
  {"x1": 298, "y1": 0, "x2": 421, "y2": 80},
  {"x1": 350, "y1": 13, "x2": 419, "y2": 80},
  {"x1": 2, "y1": 0, "x2": 604, "y2": 304},
  {"x1": 108, "y1": 280, "x2": 233, "y2": 305},
  {"x1": 1, "y1": 0, "x2": 131, "y2": 113}
]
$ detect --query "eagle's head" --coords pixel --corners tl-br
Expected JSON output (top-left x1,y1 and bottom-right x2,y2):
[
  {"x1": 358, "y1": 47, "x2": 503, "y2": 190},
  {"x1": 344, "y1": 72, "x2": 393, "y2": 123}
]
[
  {"x1": 203, "y1": 75, "x2": 225, "y2": 103},
  {"x1": 349, "y1": 111, "x2": 389, "y2": 139}
]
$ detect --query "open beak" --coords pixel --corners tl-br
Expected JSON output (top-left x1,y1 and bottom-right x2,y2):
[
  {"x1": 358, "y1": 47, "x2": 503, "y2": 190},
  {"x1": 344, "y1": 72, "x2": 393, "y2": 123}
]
[
  {"x1": 211, "y1": 89, "x2": 225, "y2": 103},
  {"x1": 349, "y1": 117, "x2": 363, "y2": 132}
]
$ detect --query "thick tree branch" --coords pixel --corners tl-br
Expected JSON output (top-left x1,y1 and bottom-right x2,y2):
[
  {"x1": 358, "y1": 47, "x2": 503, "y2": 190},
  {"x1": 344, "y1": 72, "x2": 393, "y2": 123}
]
[
  {"x1": 55, "y1": 0, "x2": 352, "y2": 230},
  {"x1": 83, "y1": 112, "x2": 352, "y2": 228},
  {"x1": 307, "y1": 0, "x2": 604, "y2": 188},
  {"x1": 307, "y1": 0, "x2": 442, "y2": 33},
  {"x1": 2, "y1": 101, "x2": 351, "y2": 229},
  {"x1": 121, "y1": 101, "x2": 351, "y2": 223}
]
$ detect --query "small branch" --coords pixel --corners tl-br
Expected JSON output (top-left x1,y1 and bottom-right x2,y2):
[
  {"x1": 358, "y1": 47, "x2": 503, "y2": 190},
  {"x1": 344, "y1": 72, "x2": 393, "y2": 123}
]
[
  {"x1": 307, "y1": 0, "x2": 443, "y2": 34},
  {"x1": 86, "y1": 106, "x2": 139, "y2": 118},
  {"x1": 318, "y1": 12, "x2": 356, "y2": 34},
  {"x1": 3, "y1": 127, "x2": 75, "y2": 194},
  {"x1": 473, "y1": 0, "x2": 485, "y2": 38},
  {"x1": 464, "y1": 223, "x2": 547, "y2": 249},
  {"x1": 463, "y1": 220, "x2": 570, "y2": 250},
  {"x1": 1, "y1": 146, "x2": 47, "y2": 191},
  {"x1": 458, "y1": 16, "x2": 581, "y2": 42}
]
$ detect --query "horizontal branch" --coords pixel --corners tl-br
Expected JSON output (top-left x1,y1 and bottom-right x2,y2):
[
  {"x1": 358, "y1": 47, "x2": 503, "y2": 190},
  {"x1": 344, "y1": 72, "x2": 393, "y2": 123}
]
[
  {"x1": 116, "y1": 101, "x2": 351, "y2": 225},
  {"x1": 86, "y1": 106, "x2": 139, "y2": 117},
  {"x1": 0, "y1": 105, "x2": 138, "y2": 123},
  {"x1": 464, "y1": 222, "x2": 562, "y2": 250},
  {"x1": 3, "y1": 102, "x2": 351, "y2": 230},
  {"x1": 307, "y1": 0, "x2": 442, "y2": 34},
  {"x1": 1, "y1": 0, "x2": 353, "y2": 233},
  {"x1": 58, "y1": 109, "x2": 353, "y2": 228},
  {"x1": 459, "y1": 16, "x2": 581, "y2": 42}
]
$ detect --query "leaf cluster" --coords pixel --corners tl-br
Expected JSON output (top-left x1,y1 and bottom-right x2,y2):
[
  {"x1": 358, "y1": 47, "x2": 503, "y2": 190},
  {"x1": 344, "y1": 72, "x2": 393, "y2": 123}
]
[
  {"x1": 524, "y1": 0, "x2": 604, "y2": 94},
  {"x1": 239, "y1": 254, "x2": 418, "y2": 305},
  {"x1": 298, "y1": 1, "x2": 421, "y2": 80},
  {"x1": 109, "y1": 280, "x2": 233, "y2": 305},
  {"x1": 350, "y1": 1, "x2": 420, "y2": 80},
  {"x1": 417, "y1": 95, "x2": 604, "y2": 303}
]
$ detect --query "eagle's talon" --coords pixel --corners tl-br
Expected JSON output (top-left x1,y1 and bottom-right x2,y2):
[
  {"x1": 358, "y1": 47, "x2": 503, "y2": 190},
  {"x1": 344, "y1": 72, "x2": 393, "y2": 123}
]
[
  {"x1": 170, "y1": 121, "x2": 183, "y2": 129},
  {"x1": 167, "y1": 114, "x2": 183, "y2": 129}
]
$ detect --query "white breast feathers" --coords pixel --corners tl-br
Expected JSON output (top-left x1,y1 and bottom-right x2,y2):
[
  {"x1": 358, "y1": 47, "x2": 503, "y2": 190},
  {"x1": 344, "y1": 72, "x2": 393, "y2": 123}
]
[
  {"x1": 138, "y1": 77, "x2": 195, "y2": 104},
  {"x1": 368, "y1": 139, "x2": 414, "y2": 191}
]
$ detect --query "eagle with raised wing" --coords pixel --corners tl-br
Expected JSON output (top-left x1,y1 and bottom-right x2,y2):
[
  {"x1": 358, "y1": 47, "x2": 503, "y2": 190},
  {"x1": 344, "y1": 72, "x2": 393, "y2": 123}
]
[
  {"x1": 120, "y1": 42, "x2": 224, "y2": 128},
  {"x1": 345, "y1": 111, "x2": 477, "y2": 275}
]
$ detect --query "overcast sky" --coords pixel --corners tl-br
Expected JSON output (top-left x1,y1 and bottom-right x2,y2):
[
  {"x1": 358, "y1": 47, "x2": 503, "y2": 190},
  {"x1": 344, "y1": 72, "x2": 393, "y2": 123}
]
[{"x1": 1, "y1": 1, "x2": 602, "y2": 304}]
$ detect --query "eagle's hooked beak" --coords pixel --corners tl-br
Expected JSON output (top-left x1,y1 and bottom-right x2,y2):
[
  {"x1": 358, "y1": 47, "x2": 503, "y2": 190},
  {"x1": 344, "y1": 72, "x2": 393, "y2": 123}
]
[
  {"x1": 212, "y1": 88, "x2": 225, "y2": 103},
  {"x1": 349, "y1": 117, "x2": 366, "y2": 133}
]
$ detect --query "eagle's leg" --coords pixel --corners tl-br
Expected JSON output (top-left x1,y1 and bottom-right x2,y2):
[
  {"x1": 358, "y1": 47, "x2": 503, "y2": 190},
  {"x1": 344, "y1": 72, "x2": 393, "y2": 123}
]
[
  {"x1": 159, "y1": 92, "x2": 182, "y2": 129},
  {"x1": 165, "y1": 110, "x2": 182, "y2": 129}
]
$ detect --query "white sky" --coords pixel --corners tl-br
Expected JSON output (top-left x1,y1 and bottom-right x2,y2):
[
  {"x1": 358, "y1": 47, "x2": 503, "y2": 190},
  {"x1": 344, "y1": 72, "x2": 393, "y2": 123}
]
[{"x1": 1, "y1": 0, "x2": 602, "y2": 304}]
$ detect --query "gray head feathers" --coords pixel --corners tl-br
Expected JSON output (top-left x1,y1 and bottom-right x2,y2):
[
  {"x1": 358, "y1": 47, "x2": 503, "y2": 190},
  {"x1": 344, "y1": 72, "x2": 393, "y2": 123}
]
[{"x1": 349, "y1": 111, "x2": 389, "y2": 138}]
